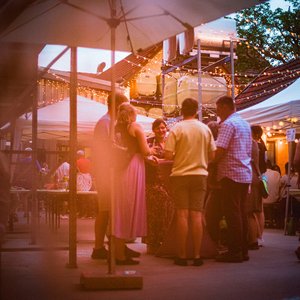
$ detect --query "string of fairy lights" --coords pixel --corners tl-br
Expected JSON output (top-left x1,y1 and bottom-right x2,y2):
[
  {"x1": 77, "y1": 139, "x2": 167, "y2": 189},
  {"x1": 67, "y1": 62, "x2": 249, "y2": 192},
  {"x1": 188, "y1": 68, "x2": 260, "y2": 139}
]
[{"x1": 36, "y1": 24, "x2": 300, "y2": 141}]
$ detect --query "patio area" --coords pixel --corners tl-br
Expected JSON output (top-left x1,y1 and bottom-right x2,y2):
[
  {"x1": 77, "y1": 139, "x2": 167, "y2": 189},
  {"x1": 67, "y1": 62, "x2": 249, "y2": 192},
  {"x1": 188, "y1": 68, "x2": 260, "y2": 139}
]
[{"x1": 1, "y1": 212, "x2": 300, "y2": 300}]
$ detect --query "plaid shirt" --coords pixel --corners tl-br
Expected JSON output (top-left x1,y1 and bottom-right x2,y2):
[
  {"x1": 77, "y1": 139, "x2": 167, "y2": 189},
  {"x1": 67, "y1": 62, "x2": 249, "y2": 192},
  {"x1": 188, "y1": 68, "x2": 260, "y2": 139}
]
[{"x1": 216, "y1": 112, "x2": 252, "y2": 183}]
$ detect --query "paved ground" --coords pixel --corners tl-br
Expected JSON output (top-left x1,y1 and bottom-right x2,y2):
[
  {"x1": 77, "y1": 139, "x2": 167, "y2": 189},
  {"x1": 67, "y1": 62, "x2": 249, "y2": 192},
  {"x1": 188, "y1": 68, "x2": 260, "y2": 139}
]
[{"x1": 1, "y1": 214, "x2": 300, "y2": 300}]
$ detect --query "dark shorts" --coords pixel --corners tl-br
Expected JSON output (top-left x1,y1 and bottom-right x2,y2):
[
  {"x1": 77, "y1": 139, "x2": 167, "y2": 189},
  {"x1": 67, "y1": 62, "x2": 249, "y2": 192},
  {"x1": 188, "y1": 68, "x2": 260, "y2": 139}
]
[{"x1": 170, "y1": 175, "x2": 207, "y2": 211}]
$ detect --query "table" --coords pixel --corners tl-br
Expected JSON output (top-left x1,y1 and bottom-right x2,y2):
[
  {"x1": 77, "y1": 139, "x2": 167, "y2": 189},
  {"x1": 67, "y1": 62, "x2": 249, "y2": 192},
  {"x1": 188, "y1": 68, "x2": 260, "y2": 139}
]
[
  {"x1": 37, "y1": 189, "x2": 98, "y2": 231},
  {"x1": 10, "y1": 188, "x2": 98, "y2": 231}
]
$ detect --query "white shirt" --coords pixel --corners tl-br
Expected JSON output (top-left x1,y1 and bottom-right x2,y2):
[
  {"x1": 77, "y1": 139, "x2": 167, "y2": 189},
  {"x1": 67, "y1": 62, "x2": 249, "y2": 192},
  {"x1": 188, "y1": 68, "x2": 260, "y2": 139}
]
[
  {"x1": 55, "y1": 162, "x2": 70, "y2": 182},
  {"x1": 263, "y1": 168, "x2": 281, "y2": 204}
]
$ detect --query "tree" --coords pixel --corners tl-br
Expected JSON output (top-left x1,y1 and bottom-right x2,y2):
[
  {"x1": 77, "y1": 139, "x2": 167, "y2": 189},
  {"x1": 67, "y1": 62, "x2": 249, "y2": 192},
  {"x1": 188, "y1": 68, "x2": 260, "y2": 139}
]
[{"x1": 232, "y1": 0, "x2": 300, "y2": 75}]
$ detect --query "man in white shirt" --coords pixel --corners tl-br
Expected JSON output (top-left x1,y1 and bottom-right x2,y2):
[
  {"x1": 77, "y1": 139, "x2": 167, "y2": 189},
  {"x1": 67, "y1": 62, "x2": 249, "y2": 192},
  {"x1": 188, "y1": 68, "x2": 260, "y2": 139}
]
[{"x1": 165, "y1": 98, "x2": 216, "y2": 266}]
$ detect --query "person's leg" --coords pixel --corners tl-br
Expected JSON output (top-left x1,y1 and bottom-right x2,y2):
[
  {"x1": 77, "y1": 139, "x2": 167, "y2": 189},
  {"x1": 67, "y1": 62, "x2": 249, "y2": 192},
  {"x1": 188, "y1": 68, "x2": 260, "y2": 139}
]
[
  {"x1": 176, "y1": 208, "x2": 189, "y2": 259},
  {"x1": 94, "y1": 210, "x2": 109, "y2": 248},
  {"x1": 217, "y1": 178, "x2": 249, "y2": 262},
  {"x1": 247, "y1": 212, "x2": 259, "y2": 248},
  {"x1": 114, "y1": 237, "x2": 139, "y2": 265},
  {"x1": 170, "y1": 176, "x2": 189, "y2": 265},
  {"x1": 256, "y1": 211, "x2": 265, "y2": 240},
  {"x1": 239, "y1": 183, "x2": 250, "y2": 258},
  {"x1": 190, "y1": 210, "x2": 203, "y2": 259},
  {"x1": 91, "y1": 210, "x2": 109, "y2": 259}
]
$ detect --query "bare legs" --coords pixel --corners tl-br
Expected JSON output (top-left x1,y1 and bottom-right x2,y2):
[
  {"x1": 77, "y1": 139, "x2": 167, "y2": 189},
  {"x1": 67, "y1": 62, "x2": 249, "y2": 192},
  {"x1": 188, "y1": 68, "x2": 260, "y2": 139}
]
[
  {"x1": 191, "y1": 211, "x2": 203, "y2": 259},
  {"x1": 176, "y1": 209, "x2": 189, "y2": 259},
  {"x1": 176, "y1": 209, "x2": 203, "y2": 259}
]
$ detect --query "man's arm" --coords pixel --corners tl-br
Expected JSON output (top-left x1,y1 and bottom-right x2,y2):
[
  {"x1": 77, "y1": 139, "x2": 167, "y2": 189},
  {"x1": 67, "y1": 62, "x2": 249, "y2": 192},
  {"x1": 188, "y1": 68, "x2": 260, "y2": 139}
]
[{"x1": 213, "y1": 147, "x2": 226, "y2": 164}]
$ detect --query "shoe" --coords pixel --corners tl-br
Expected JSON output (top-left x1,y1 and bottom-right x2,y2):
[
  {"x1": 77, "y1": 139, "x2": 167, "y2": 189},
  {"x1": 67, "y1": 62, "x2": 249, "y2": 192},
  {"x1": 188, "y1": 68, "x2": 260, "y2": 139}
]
[
  {"x1": 116, "y1": 258, "x2": 139, "y2": 265},
  {"x1": 243, "y1": 254, "x2": 250, "y2": 261},
  {"x1": 125, "y1": 246, "x2": 141, "y2": 258},
  {"x1": 91, "y1": 247, "x2": 108, "y2": 259},
  {"x1": 248, "y1": 242, "x2": 259, "y2": 250},
  {"x1": 216, "y1": 252, "x2": 244, "y2": 263},
  {"x1": 174, "y1": 257, "x2": 188, "y2": 266},
  {"x1": 193, "y1": 258, "x2": 204, "y2": 266}
]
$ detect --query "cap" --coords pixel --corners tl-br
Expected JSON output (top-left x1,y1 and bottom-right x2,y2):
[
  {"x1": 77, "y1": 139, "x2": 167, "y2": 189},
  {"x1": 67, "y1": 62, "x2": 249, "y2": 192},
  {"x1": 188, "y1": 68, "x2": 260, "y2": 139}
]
[{"x1": 77, "y1": 150, "x2": 84, "y2": 156}]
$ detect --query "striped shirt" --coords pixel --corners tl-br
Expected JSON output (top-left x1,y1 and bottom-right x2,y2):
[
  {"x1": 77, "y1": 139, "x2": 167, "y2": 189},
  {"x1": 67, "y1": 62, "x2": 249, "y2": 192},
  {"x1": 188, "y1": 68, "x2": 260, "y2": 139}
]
[{"x1": 216, "y1": 112, "x2": 252, "y2": 183}]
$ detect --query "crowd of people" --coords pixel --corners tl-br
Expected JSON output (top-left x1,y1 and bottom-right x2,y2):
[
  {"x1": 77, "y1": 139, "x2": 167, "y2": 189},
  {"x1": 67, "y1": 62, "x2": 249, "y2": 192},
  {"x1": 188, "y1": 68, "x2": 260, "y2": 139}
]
[
  {"x1": 5, "y1": 92, "x2": 300, "y2": 265},
  {"x1": 89, "y1": 92, "x2": 300, "y2": 266}
]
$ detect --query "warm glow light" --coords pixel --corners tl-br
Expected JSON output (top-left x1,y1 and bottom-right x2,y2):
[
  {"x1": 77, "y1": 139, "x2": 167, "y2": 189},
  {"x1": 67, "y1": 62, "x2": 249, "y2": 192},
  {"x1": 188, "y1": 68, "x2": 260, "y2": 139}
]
[
  {"x1": 272, "y1": 125, "x2": 277, "y2": 129},
  {"x1": 266, "y1": 127, "x2": 271, "y2": 131},
  {"x1": 295, "y1": 139, "x2": 299, "y2": 143},
  {"x1": 279, "y1": 140, "x2": 283, "y2": 145},
  {"x1": 279, "y1": 121, "x2": 284, "y2": 126}
]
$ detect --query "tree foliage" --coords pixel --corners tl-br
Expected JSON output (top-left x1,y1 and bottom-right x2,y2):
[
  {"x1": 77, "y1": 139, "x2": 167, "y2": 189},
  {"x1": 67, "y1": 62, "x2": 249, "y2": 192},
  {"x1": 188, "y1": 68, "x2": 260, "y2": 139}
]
[{"x1": 233, "y1": 0, "x2": 300, "y2": 75}]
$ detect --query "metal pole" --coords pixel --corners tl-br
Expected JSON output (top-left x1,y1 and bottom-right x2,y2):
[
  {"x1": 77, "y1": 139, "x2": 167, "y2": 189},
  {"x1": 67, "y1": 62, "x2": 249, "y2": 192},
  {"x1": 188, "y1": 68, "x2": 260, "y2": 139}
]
[
  {"x1": 30, "y1": 66, "x2": 38, "y2": 245},
  {"x1": 108, "y1": 0, "x2": 117, "y2": 275},
  {"x1": 197, "y1": 39, "x2": 202, "y2": 121},
  {"x1": 230, "y1": 40, "x2": 235, "y2": 100},
  {"x1": 67, "y1": 46, "x2": 77, "y2": 268},
  {"x1": 161, "y1": 59, "x2": 166, "y2": 119},
  {"x1": 284, "y1": 125, "x2": 294, "y2": 235}
]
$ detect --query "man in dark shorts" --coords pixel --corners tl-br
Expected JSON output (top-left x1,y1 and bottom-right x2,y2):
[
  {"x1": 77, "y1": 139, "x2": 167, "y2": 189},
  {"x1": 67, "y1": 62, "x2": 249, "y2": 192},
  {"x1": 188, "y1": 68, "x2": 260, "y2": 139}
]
[{"x1": 164, "y1": 98, "x2": 216, "y2": 266}]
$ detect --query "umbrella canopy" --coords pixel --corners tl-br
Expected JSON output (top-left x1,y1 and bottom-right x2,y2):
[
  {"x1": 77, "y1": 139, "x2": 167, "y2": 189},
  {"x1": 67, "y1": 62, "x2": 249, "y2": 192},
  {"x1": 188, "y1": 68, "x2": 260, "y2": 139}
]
[
  {"x1": 16, "y1": 96, "x2": 155, "y2": 141},
  {"x1": 0, "y1": 0, "x2": 265, "y2": 271},
  {"x1": 1, "y1": 0, "x2": 264, "y2": 52}
]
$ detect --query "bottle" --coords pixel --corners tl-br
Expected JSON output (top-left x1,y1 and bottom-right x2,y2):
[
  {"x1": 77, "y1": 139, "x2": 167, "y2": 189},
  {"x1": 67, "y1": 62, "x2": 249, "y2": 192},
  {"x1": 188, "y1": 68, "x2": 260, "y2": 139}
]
[{"x1": 62, "y1": 175, "x2": 69, "y2": 190}]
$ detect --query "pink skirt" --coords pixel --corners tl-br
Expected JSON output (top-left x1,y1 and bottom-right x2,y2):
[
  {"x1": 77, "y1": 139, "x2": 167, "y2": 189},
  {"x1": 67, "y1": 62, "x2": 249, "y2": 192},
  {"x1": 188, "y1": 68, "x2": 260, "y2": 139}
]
[{"x1": 112, "y1": 153, "x2": 147, "y2": 240}]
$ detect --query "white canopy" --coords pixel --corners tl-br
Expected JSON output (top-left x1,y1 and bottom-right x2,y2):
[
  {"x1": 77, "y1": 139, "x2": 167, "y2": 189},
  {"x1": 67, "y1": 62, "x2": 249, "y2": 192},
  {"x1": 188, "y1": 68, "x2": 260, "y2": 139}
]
[
  {"x1": 238, "y1": 78, "x2": 300, "y2": 127},
  {"x1": 16, "y1": 96, "x2": 154, "y2": 142}
]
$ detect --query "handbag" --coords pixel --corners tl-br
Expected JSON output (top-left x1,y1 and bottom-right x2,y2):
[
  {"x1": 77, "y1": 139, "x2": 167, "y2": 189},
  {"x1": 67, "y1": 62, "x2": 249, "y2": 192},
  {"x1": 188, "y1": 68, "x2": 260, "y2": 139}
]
[{"x1": 259, "y1": 174, "x2": 269, "y2": 199}]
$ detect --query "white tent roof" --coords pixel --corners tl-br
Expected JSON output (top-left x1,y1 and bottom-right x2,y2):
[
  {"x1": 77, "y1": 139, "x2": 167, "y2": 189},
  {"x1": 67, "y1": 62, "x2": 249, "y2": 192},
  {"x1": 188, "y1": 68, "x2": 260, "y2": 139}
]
[
  {"x1": 17, "y1": 96, "x2": 155, "y2": 142},
  {"x1": 238, "y1": 78, "x2": 300, "y2": 126}
]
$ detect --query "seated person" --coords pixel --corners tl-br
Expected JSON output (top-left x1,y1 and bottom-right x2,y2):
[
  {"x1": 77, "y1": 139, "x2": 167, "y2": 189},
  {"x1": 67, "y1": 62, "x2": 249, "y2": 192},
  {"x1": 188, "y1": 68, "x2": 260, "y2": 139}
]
[
  {"x1": 263, "y1": 160, "x2": 281, "y2": 228},
  {"x1": 264, "y1": 160, "x2": 281, "y2": 204}
]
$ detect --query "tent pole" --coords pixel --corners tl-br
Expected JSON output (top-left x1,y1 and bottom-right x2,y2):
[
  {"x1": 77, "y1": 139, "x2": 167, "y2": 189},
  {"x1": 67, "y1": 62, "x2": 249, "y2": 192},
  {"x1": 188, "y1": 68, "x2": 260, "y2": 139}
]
[
  {"x1": 230, "y1": 39, "x2": 235, "y2": 100},
  {"x1": 284, "y1": 124, "x2": 294, "y2": 235},
  {"x1": 30, "y1": 64, "x2": 38, "y2": 245},
  {"x1": 67, "y1": 46, "x2": 78, "y2": 268},
  {"x1": 197, "y1": 39, "x2": 202, "y2": 121},
  {"x1": 161, "y1": 58, "x2": 166, "y2": 120}
]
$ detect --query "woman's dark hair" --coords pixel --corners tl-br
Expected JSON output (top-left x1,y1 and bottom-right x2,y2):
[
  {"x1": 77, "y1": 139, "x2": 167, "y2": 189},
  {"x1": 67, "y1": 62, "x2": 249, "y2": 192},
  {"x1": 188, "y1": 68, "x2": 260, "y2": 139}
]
[
  {"x1": 251, "y1": 125, "x2": 263, "y2": 138},
  {"x1": 152, "y1": 118, "x2": 167, "y2": 131}
]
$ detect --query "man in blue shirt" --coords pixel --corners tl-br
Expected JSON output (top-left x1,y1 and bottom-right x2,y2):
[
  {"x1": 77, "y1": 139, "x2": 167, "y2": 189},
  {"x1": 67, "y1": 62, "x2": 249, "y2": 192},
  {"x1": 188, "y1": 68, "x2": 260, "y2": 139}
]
[{"x1": 214, "y1": 96, "x2": 252, "y2": 263}]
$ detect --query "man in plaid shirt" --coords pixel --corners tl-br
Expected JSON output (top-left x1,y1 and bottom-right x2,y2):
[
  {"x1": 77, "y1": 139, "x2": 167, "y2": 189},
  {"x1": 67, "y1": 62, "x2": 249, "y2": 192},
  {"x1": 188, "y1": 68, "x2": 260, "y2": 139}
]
[{"x1": 214, "y1": 96, "x2": 252, "y2": 263}]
